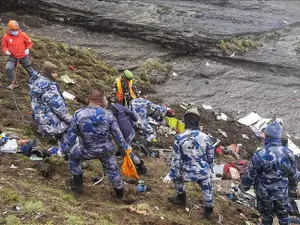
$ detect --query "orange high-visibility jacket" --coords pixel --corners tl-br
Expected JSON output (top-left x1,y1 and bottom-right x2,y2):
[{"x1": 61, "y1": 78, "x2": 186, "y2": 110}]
[
  {"x1": 115, "y1": 77, "x2": 136, "y2": 103},
  {"x1": 1, "y1": 31, "x2": 33, "y2": 59}
]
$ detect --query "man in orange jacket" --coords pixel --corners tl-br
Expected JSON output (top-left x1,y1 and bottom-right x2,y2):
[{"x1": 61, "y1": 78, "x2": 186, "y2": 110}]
[{"x1": 1, "y1": 20, "x2": 34, "y2": 89}]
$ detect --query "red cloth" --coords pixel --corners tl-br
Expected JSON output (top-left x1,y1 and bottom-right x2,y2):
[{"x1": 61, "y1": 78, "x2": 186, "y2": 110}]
[
  {"x1": 1, "y1": 31, "x2": 33, "y2": 58},
  {"x1": 223, "y1": 160, "x2": 249, "y2": 179}
]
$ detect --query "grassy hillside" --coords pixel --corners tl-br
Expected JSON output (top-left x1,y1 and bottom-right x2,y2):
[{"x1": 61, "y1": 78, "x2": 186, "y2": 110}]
[{"x1": 0, "y1": 27, "x2": 258, "y2": 225}]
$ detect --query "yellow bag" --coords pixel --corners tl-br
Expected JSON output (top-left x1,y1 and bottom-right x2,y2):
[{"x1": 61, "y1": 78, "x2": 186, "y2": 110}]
[
  {"x1": 121, "y1": 149, "x2": 140, "y2": 180},
  {"x1": 177, "y1": 120, "x2": 185, "y2": 133},
  {"x1": 166, "y1": 117, "x2": 178, "y2": 130}
]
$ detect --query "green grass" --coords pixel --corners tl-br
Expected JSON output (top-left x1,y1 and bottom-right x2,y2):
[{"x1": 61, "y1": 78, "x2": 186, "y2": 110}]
[{"x1": 23, "y1": 200, "x2": 45, "y2": 213}]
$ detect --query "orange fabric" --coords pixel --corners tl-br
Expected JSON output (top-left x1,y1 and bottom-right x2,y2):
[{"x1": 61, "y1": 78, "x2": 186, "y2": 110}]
[
  {"x1": 1, "y1": 31, "x2": 33, "y2": 58},
  {"x1": 121, "y1": 149, "x2": 140, "y2": 180},
  {"x1": 115, "y1": 77, "x2": 136, "y2": 103}
]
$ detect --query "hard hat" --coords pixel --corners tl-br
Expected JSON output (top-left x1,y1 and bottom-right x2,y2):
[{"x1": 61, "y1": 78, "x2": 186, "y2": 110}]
[
  {"x1": 123, "y1": 70, "x2": 133, "y2": 80},
  {"x1": 8, "y1": 20, "x2": 20, "y2": 30}
]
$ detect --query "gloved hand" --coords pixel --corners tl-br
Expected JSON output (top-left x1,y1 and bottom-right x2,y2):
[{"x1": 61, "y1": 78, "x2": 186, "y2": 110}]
[
  {"x1": 163, "y1": 174, "x2": 172, "y2": 184},
  {"x1": 5, "y1": 50, "x2": 11, "y2": 56},
  {"x1": 134, "y1": 121, "x2": 142, "y2": 129},
  {"x1": 24, "y1": 49, "x2": 30, "y2": 56}
]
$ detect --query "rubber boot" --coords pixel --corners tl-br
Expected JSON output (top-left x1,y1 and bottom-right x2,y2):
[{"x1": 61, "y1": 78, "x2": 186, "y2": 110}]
[
  {"x1": 115, "y1": 188, "x2": 124, "y2": 200},
  {"x1": 136, "y1": 160, "x2": 148, "y2": 175},
  {"x1": 70, "y1": 174, "x2": 83, "y2": 194},
  {"x1": 204, "y1": 206, "x2": 214, "y2": 220},
  {"x1": 168, "y1": 192, "x2": 186, "y2": 205}
]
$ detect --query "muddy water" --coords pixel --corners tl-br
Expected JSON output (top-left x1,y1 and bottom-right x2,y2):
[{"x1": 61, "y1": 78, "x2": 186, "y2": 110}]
[{"x1": 1, "y1": 3, "x2": 300, "y2": 136}]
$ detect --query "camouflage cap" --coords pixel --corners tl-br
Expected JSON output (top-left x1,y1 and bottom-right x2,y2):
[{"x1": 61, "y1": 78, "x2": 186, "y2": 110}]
[
  {"x1": 185, "y1": 107, "x2": 200, "y2": 117},
  {"x1": 43, "y1": 61, "x2": 58, "y2": 71}
]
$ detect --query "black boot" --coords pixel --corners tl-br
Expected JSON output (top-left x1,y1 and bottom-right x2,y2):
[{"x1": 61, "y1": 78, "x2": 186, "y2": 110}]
[
  {"x1": 204, "y1": 206, "x2": 214, "y2": 220},
  {"x1": 168, "y1": 192, "x2": 186, "y2": 205},
  {"x1": 136, "y1": 160, "x2": 148, "y2": 175},
  {"x1": 70, "y1": 174, "x2": 83, "y2": 194},
  {"x1": 115, "y1": 188, "x2": 124, "y2": 200}
]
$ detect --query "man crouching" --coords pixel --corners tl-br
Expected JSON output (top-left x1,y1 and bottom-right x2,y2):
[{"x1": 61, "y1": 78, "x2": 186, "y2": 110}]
[{"x1": 61, "y1": 89, "x2": 130, "y2": 200}]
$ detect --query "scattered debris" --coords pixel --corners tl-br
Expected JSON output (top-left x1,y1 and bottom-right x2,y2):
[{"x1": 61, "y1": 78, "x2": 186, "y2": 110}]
[
  {"x1": 29, "y1": 154, "x2": 43, "y2": 161},
  {"x1": 202, "y1": 104, "x2": 212, "y2": 110},
  {"x1": 60, "y1": 74, "x2": 76, "y2": 84},
  {"x1": 238, "y1": 112, "x2": 261, "y2": 126},
  {"x1": 24, "y1": 168, "x2": 37, "y2": 171},
  {"x1": 218, "y1": 129, "x2": 228, "y2": 138},
  {"x1": 172, "y1": 72, "x2": 178, "y2": 77},
  {"x1": 9, "y1": 164, "x2": 18, "y2": 169},
  {"x1": 216, "y1": 113, "x2": 228, "y2": 121},
  {"x1": 62, "y1": 91, "x2": 75, "y2": 100},
  {"x1": 242, "y1": 134, "x2": 249, "y2": 140},
  {"x1": 92, "y1": 173, "x2": 105, "y2": 186}
]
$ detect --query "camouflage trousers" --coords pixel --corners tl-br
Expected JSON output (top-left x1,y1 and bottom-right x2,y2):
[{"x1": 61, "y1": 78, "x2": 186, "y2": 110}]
[
  {"x1": 173, "y1": 177, "x2": 214, "y2": 207},
  {"x1": 142, "y1": 121, "x2": 155, "y2": 142},
  {"x1": 257, "y1": 197, "x2": 290, "y2": 225},
  {"x1": 125, "y1": 131, "x2": 141, "y2": 165},
  {"x1": 69, "y1": 145, "x2": 123, "y2": 190}
]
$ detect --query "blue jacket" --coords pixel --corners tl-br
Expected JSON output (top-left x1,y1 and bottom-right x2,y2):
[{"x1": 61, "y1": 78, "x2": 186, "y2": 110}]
[
  {"x1": 61, "y1": 106, "x2": 129, "y2": 154},
  {"x1": 241, "y1": 138, "x2": 298, "y2": 200},
  {"x1": 29, "y1": 72, "x2": 72, "y2": 135},
  {"x1": 169, "y1": 129, "x2": 214, "y2": 182},
  {"x1": 108, "y1": 103, "x2": 137, "y2": 141}
]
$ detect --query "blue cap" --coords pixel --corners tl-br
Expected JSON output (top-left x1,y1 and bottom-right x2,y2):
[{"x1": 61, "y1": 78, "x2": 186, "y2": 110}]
[{"x1": 265, "y1": 121, "x2": 283, "y2": 138}]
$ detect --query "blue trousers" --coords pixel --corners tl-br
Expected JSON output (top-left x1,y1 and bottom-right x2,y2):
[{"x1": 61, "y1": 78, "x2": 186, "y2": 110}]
[
  {"x1": 173, "y1": 177, "x2": 214, "y2": 207},
  {"x1": 69, "y1": 145, "x2": 123, "y2": 190},
  {"x1": 257, "y1": 197, "x2": 290, "y2": 225}
]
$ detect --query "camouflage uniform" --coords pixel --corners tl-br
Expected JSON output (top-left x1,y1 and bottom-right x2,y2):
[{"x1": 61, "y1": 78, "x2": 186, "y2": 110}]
[
  {"x1": 240, "y1": 138, "x2": 298, "y2": 225},
  {"x1": 130, "y1": 98, "x2": 166, "y2": 142},
  {"x1": 169, "y1": 129, "x2": 214, "y2": 207},
  {"x1": 61, "y1": 106, "x2": 129, "y2": 190},
  {"x1": 29, "y1": 72, "x2": 72, "y2": 136}
]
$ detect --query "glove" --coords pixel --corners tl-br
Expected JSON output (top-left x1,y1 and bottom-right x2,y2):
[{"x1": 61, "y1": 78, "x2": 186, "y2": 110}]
[
  {"x1": 24, "y1": 49, "x2": 30, "y2": 55},
  {"x1": 163, "y1": 174, "x2": 172, "y2": 184},
  {"x1": 5, "y1": 50, "x2": 11, "y2": 56},
  {"x1": 134, "y1": 121, "x2": 142, "y2": 129}
]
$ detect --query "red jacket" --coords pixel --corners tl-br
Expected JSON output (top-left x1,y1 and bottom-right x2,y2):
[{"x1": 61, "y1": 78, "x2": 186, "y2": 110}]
[{"x1": 1, "y1": 31, "x2": 33, "y2": 59}]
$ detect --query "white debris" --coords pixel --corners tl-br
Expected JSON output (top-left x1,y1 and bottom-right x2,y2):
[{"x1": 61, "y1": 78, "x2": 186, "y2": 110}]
[
  {"x1": 205, "y1": 62, "x2": 210, "y2": 66},
  {"x1": 288, "y1": 139, "x2": 300, "y2": 156},
  {"x1": 62, "y1": 91, "x2": 75, "y2": 100},
  {"x1": 160, "y1": 216, "x2": 164, "y2": 220},
  {"x1": 185, "y1": 207, "x2": 190, "y2": 213},
  {"x1": 238, "y1": 112, "x2": 261, "y2": 126},
  {"x1": 202, "y1": 104, "x2": 212, "y2": 110},
  {"x1": 218, "y1": 129, "x2": 228, "y2": 138},
  {"x1": 172, "y1": 72, "x2": 178, "y2": 77},
  {"x1": 242, "y1": 134, "x2": 249, "y2": 139},
  {"x1": 9, "y1": 164, "x2": 18, "y2": 169},
  {"x1": 24, "y1": 168, "x2": 37, "y2": 171},
  {"x1": 216, "y1": 113, "x2": 228, "y2": 121}
]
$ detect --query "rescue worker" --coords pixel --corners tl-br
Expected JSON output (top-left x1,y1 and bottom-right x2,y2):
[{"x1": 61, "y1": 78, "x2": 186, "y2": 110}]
[
  {"x1": 130, "y1": 97, "x2": 166, "y2": 143},
  {"x1": 240, "y1": 121, "x2": 298, "y2": 225},
  {"x1": 61, "y1": 89, "x2": 130, "y2": 199},
  {"x1": 163, "y1": 107, "x2": 215, "y2": 219},
  {"x1": 29, "y1": 61, "x2": 72, "y2": 155},
  {"x1": 1, "y1": 20, "x2": 34, "y2": 89},
  {"x1": 107, "y1": 97, "x2": 147, "y2": 174},
  {"x1": 113, "y1": 70, "x2": 137, "y2": 106}
]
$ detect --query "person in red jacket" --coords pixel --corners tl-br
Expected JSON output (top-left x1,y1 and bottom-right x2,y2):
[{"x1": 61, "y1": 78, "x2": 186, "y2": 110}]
[{"x1": 1, "y1": 20, "x2": 34, "y2": 89}]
